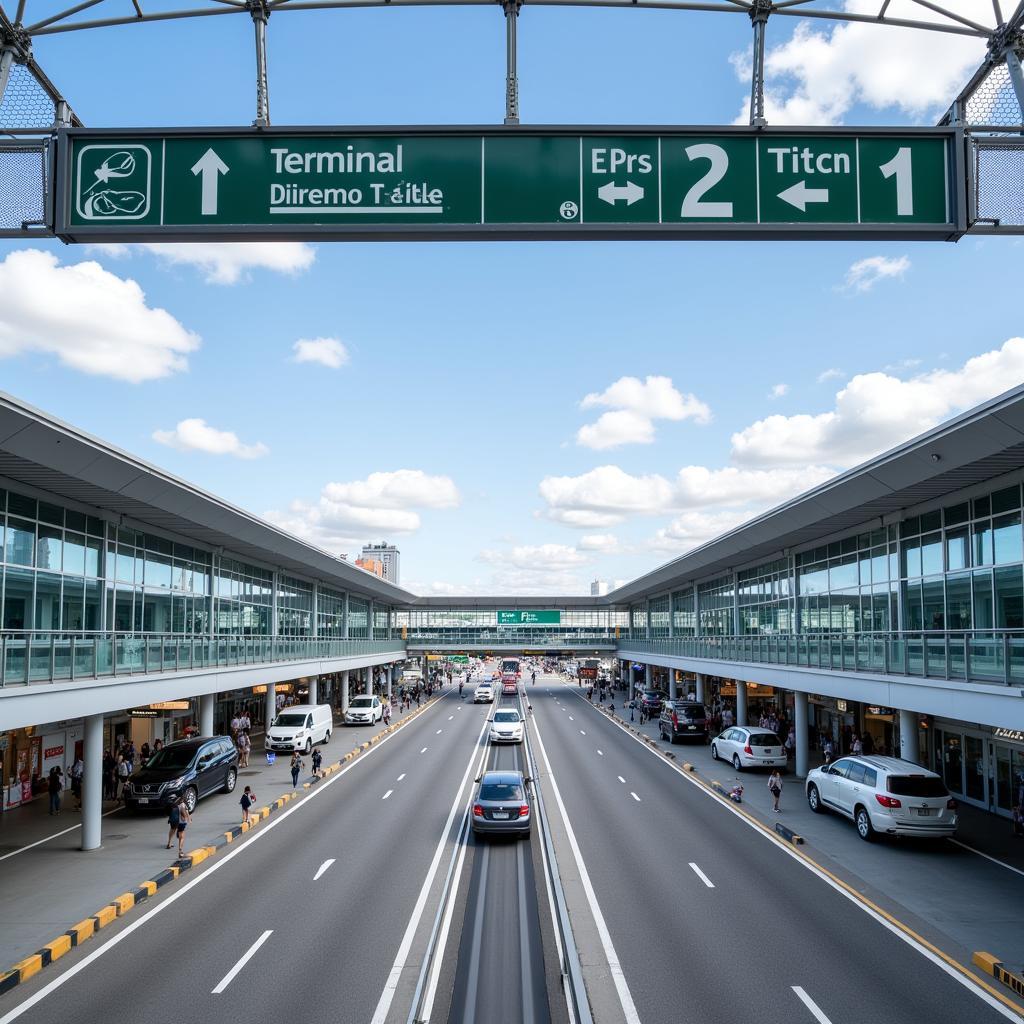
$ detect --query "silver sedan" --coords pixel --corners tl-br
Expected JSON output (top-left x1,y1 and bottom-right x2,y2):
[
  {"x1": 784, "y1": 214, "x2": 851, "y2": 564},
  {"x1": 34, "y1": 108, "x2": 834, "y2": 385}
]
[{"x1": 471, "y1": 770, "x2": 532, "y2": 838}]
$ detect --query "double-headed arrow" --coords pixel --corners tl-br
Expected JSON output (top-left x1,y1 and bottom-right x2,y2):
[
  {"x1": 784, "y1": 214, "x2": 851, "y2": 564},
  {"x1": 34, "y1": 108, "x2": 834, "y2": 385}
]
[
  {"x1": 598, "y1": 180, "x2": 645, "y2": 206},
  {"x1": 777, "y1": 180, "x2": 829, "y2": 212}
]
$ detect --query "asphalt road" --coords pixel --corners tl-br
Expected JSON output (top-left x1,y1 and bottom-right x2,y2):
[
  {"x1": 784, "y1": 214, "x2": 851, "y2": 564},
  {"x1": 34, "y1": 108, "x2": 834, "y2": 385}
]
[
  {"x1": 532, "y1": 676, "x2": 1023, "y2": 1024},
  {"x1": 0, "y1": 686, "x2": 493, "y2": 1024}
]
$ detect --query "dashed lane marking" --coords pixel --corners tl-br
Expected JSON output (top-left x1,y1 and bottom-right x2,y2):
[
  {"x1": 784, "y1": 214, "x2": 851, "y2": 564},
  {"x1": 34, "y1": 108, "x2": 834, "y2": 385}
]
[
  {"x1": 597, "y1": 750, "x2": 604, "y2": 756},
  {"x1": 568, "y1": 716, "x2": 574, "y2": 721},
  {"x1": 630, "y1": 792, "x2": 641, "y2": 802},
  {"x1": 397, "y1": 774, "x2": 406, "y2": 782},
  {"x1": 313, "y1": 859, "x2": 335, "y2": 881},
  {"x1": 689, "y1": 863, "x2": 714, "y2": 888},
  {"x1": 420, "y1": 747, "x2": 428, "y2": 754},
  {"x1": 792, "y1": 987, "x2": 833, "y2": 1024},
  {"x1": 436, "y1": 729, "x2": 443, "y2": 735},
  {"x1": 212, "y1": 930, "x2": 273, "y2": 994},
  {"x1": 382, "y1": 790, "x2": 393, "y2": 801},
  {"x1": 617, "y1": 776, "x2": 626, "y2": 784},
  {"x1": 448, "y1": 715, "x2": 454, "y2": 721},
  {"x1": 580, "y1": 730, "x2": 586, "y2": 736}
]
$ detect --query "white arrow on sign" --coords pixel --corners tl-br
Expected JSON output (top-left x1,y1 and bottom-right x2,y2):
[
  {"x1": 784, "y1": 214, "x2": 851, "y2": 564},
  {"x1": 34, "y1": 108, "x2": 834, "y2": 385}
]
[
  {"x1": 597, "y1": 180, "x2": 645, "y2": 206},
  {"x1": 191, "y1": 148, "x2": 229, "y2": 216},
  {"x1": 777, "y1": 180, "x2": 829, "y2": 212}
]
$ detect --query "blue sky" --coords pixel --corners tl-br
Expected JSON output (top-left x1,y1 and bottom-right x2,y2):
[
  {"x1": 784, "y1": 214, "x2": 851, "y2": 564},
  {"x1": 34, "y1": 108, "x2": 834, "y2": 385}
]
[{"x1": 1, "y1": 1, "x2": 1020, "y2": 594}]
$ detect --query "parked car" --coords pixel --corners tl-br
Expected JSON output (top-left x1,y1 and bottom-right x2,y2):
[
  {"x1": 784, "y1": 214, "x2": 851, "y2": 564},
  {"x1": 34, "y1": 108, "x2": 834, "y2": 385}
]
[
  {"x1": 124, "y1": 736, "x2": 238, "y2": 814},
  {"x1": 474, "y1": 683, "x2": 495, "y2": 704},
  {"x1": 805, "y1": 755, "x2": 958, "y2": 842},
  {"x1": 266, "y1": 703, "x2": 333, "y2": 753},
  {"x1": 489, "y1": 708, "x2": 524, "y2": 744},
  {"x1": 658, "y1": 700, "x2": 708, "y2": 743},
  {"x1": 711, "y1": 726, "x2": 787, "y2": 771},
  {"x1": 345, "y1": 694, "x2": 383, "y2": 725},
  {"x1": 640, "y1": 690, "x2": 667, "y2": 715},
  {"x1": 471, "y1": 770, "x2": 532, "y2": 839}
]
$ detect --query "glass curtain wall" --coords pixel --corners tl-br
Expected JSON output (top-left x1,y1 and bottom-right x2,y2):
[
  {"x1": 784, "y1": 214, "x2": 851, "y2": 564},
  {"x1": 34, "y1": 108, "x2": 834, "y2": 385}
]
[
  {"x1": 277, "y1": 575, "x2": 313, "y2": 636},
  {"x1": 214, "y1": 558, "x2": 272, "y2": 635},
  {"x1": 672, "y1": 589, "x2": 695, "y2": 635},
  {"x1": 319, "y1": 587, "x2": 347, "y2": 638},
  {"x1": 698, "y1": 576, "x2": 735, "y2": 635},
  {"x1": 738, "y1": 558, "x2": 793, "y2": 634}
]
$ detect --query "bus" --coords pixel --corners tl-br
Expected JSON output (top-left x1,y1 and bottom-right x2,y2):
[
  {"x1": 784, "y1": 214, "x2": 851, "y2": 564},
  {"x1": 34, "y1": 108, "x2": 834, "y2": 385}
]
[{"x1": 500, "y1": 657, "x2": 521, "y2": 678}]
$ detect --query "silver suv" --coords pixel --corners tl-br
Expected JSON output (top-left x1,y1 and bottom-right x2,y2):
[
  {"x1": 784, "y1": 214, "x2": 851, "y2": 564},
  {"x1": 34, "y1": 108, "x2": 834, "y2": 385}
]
[{"x1": 805, "y1": 755, "x2": 957, "y2": 842}]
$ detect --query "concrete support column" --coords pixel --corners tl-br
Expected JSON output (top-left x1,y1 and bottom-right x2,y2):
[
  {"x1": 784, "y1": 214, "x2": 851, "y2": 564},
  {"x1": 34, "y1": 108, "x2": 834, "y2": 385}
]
[
  {"x1": 341, "y1": 670, "x2": 350, "y2": 714},
  {"x1": 668, "y1": 672, "x2": 678, "y2": 699},
  {"x1": 644, "y1": 663, "x2": 652, "y2": 692},
  {"x1": 695, "y1": 672, "x2": 705, "y2": 703},
  {"x1": 899, "y1": 708, "x2": 920, "y2": 764},
  {"x1": 735, "y1": 679, "x2": 748, "y2": 727},
  {"x1": 365, "y1": 666, "x2": 372, "y2": 694},
  {"x1": 265, "y1": 683, "x2": 276, "y2": 731},
  {"x1": 794, "y1": 691, "x2": 809, "y2": 779},
  {"x1": 81, "y1": 713, "x2": 103, "y2": 851},
  {"x1": 308, "y1": 676, "x2": 318, "y2": 706},
  {"x1": 387, "y1": 664, "x2": 395, "y2": 698},
  {"x1": 199, "y1": 692, "x2": 215, "y2": 736}
]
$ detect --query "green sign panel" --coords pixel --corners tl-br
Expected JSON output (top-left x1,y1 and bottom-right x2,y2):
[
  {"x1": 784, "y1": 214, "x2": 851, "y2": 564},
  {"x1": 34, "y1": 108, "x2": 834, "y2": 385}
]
[
  {"x1": 497, "y1": 610, "x2": 562, "y2": 626},
  {"x1": 59, "y1": 128, "x2": 959, "y2": 241}
]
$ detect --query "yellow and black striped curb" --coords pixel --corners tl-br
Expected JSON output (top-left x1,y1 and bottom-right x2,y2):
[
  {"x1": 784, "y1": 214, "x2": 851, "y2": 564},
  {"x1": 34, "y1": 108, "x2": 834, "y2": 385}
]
[
  {"x1": 0, "y1": 694, "x2": 441, "y2": 999},
  {"x1": 974, "y1": 953, "x2": 1024, "y2": 999}
]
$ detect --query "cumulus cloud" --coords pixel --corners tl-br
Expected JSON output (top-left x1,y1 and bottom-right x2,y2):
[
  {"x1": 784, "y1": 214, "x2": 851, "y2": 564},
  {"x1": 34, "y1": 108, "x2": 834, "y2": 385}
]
[
  {"x1": 265, "y1": 470, "x2": 459, "y2": 553},
  {"x1": 477, "y1": 544, "x2": 591, "y2": 594},
  {"x1": 576, "y1": 375, "x2": 710, "y2": 449},
  {"x1": 729, "y1": 0, "x2": 987, "y2": 126},
  {"x1": 817, "y1": 368, "x2": 844, "y2": 383},
  {"x1": 0, "y1": 249, "x2": 199, "y2": 382},
  {"x1": 649, "y1": 509, "x2": 762, "y2": 553},
  {"x1": 843, "y1": 255, "x2": 910, "y2": 292},
  {"x1": 579, "y1": 533, "x2": 620, "y2": 552},
  {"x1": 769, "y1": 383, "x2": 789, "y2": 399},
  {"x1": 292, "y1": 337, "x2": 349, "y2": 369},
  {"x1": 92, "y1": 242, "x2": 316, "y2": 285},
  {"x1": 152, "y1": 419, "x2": 269, "y2": 459},
  {"x1": 731, "y1": 338, "x2": 1024, "y2": 468}
]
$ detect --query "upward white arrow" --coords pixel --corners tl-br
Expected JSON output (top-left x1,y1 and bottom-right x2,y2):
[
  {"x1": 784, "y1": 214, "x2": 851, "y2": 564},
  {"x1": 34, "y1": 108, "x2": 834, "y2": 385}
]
[{"x1": 191, "y1": 148, "x2": 229, "y2": 216}]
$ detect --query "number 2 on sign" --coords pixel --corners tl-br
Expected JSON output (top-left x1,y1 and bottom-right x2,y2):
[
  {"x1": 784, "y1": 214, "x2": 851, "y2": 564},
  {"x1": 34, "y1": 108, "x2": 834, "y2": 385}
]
[
  {"x1": 682, "y1": 144, "x2": 733, "y2": 219},
  {"x1": 879, "y1": 147, "x2": 913, "y2": 216}
]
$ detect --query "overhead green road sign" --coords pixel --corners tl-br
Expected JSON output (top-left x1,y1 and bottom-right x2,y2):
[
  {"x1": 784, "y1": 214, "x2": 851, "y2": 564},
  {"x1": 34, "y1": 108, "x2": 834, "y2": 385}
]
[
  {"x1": 58, "y1": 126, "x2": 963, "y2": 242},
  {"x1": 497, "y1": 610, "x2": 562, "y2": 625}
]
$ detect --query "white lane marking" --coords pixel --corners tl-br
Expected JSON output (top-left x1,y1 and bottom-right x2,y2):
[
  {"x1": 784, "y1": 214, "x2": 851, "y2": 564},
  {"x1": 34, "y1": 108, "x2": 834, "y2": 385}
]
[
  {"x1": 630, "y1": 792, "x2": 641, "y2": 802},
  {"x1": 397, "y1": 773, "x2": 406, "y2": 782},
  {"x1": 617, "y1": 776, "x2": 626, "y2": 784},
  {"x1": 313, "y1": 859, "x2": 335, "y2": 881},
  {"x1": 421, "y1": 747, "x2": 428, "y2": 754},
  {"x1": 0, "y1": 807, "x2": 123, "y2": 862},
  {"x1": 689, "y1": 863, "x2": 715, "y2": 888},
  {"x1": 580, "y1": 730, "x2": 586, "y2": 736},
  {"x1": 382, "y1": 789, "x2": 394, "y2": 800},
  {"x1": 949, "y1": 839, "x2": 1024, "y2": 879},
  {"x1": 0, "y1": 692, "x2": 450, "y2": 1024},
  {"x1": 568, "y1": 715, "x2": 574, "y2": 721},
  {"x1": 597, "y1": 750, "x2": 603, "y2": 757},
  {"x1": 561, "y1": 685, "x2": 1024, "y2": 1024},
  {"x1": 448, "y1": 715, "x2": 454, "y2": 721},
  {"x1": 212, "y1": 930, "x2": 273, "y2": 994},
  {"x1": 529, "y1": 711, "x2": 641, "y2": 1024},
  {"x1": 436, "y1": 729, "x2": 443, "y2": 734},
  {"x1": 792, "y1": 987, "x2": 833, "y2": 1024}
]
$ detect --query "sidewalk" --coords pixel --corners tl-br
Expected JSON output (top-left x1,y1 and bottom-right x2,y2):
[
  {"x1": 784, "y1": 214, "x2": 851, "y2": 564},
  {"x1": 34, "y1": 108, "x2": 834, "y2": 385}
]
[
  {"x1": 571, "y1": 684, "x2": 1024, "y2": 970},
  {"x1": 0, "y1": 698, "x2": 435, "y2": 970}
]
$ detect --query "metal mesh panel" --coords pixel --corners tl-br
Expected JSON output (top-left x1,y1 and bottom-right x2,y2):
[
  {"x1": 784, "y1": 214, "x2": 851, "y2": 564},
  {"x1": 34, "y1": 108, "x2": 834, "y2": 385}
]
[
  {"x1": 973, "y1": 138, "x2": 1024, "y2": 228},
  {"x1": 964, "y1": 55, "x2": 1024, "y2": 130},
  {"x1": 0, "y1": 62, "x2": 56, "y2": 130},
  {"x1": 0, "y1": 141, "x2": 48, "y2": 231}
]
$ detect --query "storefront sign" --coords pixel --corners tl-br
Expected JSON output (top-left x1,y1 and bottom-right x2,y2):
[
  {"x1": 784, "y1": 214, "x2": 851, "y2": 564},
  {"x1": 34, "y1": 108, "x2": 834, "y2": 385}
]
[
  {"x1": 129, "y1": 708, "x2": 160, "y2": 718},
  {"x1": 866, "y1": 706, "x2": 894, "y2": 716},
  {"x1": 150, "y1": 700, "x2": 190, "y2": 711},
  {"x1": 836, "y1": 700, "x2": 848, "y2": 713},
  {"x1": 994, "y1": 728, "x2": 1024, "y2": 743},
  {"x1": 253, "y1": 685, "x2": 268, "y2": 694}
]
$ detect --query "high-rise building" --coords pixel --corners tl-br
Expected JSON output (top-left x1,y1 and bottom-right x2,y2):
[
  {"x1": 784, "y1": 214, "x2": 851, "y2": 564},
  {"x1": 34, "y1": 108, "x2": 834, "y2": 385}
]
[
  {"x1": 590, "y1": 579, "x2": 610, "y2": 596},
  {"x1": 355, "y1": 557, "x2": 384, "y2": 578},
  {"x1": 361, "y1": 542, "x2": 401, "y2": 584}
]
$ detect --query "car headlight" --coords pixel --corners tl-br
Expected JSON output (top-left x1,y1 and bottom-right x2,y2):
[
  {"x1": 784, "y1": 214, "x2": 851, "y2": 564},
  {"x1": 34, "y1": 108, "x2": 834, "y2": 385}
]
[{"x1": 164, "y1": 777, "x2": 186, "y2": 791}]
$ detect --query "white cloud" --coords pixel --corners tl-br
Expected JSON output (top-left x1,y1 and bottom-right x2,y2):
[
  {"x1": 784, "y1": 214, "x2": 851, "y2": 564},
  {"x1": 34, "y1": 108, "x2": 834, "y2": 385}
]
[
  {"x1": 649, "y1": 509, "x2": 761, "y2": 553},
  {"x1": 576, "y1": 375, "x2": 710, "y2": 449},
  {"x1": 674, "y1": 465, "x2": 835, "y2": 508},
  {"x1": 843, "y1": 255, "x2": 910, "y2": 293},
  {"x1": 476, "y1": 544, "x2": 591, "y2": 594},
  {"x1": 579, "y1": 533, "x2": 620, "y2": 552},
  {"x1": 730, "y1": 1, "x2": 987, "y2": 126},
  {"x1": 817, "y1": 368, "x2": 844, "y2": 383},
  {"x1": 152, "y1": 419, "x2": 269, "y2": 459},
  {"x1": 92, "y1": 242, "x2": 316, "y2": 284},
  {"x1": 479, "y1": 543, "x2": 589, "y2": 570},
  {"x1": 292, "y1": 337, "x2": 349, "y2": 369},
  {"x1": 265, "y1": 470, "x2": 459, "y2": 553},
  {"x1": 769, "y1": 383, "x2": 789, "y2": 399},
  {"x1": 0, "y1": 249, "x2": 199, "y2": 382},
  {"x1": 731, "y1": 338, "x2": 1024, "y2": 468}
]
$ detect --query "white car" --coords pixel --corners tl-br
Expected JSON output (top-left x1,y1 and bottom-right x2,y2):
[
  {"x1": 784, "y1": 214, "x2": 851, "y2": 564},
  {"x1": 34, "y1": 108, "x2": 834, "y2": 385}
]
[
  {"x1": 473, "y1": 683, "x2": 495, "y2": 704},
  {"x1": 806, "y1": 755, "x2": 958, "y2": 842},
  {"x1": 266, "y1": 703, "x2": 333, "y2": 753},
  {"x1": 711, "y1": 726, "x2": 787, "y2": 771},
  {"x1": 489, "y1": 709, "x2": 524, "y2": 744},
  {"x1": 345, "y1": 695, "x2": 383, "y2": 725}
]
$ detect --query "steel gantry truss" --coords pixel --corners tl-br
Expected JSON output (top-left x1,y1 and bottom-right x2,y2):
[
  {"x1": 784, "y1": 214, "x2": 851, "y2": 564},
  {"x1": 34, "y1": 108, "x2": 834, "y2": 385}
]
[{"x1": 1, "y1": 0, "x2": 1023, "y2": 234}]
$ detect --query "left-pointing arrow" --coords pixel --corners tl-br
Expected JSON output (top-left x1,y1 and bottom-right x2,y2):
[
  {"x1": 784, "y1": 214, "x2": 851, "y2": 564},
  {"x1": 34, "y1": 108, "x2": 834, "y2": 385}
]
[{"x1": 191, "y1": 148, "x2": 229, "y2": 216}]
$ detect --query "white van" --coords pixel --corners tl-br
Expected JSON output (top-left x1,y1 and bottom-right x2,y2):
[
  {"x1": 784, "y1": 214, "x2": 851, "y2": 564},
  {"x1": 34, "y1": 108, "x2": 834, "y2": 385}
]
[{"x1": 266, "y1": 704, "x2": 333, "y2": 753}]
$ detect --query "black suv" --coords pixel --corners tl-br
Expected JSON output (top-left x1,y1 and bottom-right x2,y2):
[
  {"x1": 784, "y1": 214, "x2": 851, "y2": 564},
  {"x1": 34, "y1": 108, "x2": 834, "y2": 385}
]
[
  {"x1": 658, "y1": 701, "x2": 708, "y2": 744},
  {"x1": 124, "y1": 736, "x2": 238, "y2": 814},
  {"x1": 639, "y1": 690, "x2": 667, "y2": 716}
]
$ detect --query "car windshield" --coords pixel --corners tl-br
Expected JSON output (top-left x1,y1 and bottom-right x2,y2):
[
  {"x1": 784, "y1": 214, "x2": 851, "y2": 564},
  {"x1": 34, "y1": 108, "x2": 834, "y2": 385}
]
[
  {"x1": 144, "y1": 746, "x2": 195, "y2": 770},
  {"x1": 494, "y1": 712, "x2": 520, "y2": 723},
  {"x1": 887, "y1": 775, "x2": 949, "y2": 797},
  {"x1": 676, "y1": 706, "x2": 704, "y2": 719},
  {"x1": 273, "y1": 713, "x2": 307, "y2": 727},
  {"x1": 480, "y1": 782, "x2": 524, "y2": 800},
  {"x1": 749, "y1": 733, "x2": 780, "y2": 745},
  {"x1": 351, "y1": 697, "x2": 374, "y2": 708}
]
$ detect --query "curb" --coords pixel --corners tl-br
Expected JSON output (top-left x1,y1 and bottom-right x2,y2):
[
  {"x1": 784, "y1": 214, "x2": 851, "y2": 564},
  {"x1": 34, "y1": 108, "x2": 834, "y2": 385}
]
[
  {"x1": 0, "y1": 693, "x2": 441, "y2": 999},
  {"x1": 973, "y1": 952, "x2": 1024, "y2": 999},
  {"x1": 774, "y1": 822, "x2": 805, "y2": 846}
]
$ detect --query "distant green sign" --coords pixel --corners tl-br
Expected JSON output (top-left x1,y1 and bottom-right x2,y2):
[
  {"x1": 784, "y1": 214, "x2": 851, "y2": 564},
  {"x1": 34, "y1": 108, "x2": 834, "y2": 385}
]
[
  {"x1": 497, "y1": 610, "x2": 562, "y2": 626},
  {"x1": 448, "y1": 654, "x2": 470, "y2": 663}
]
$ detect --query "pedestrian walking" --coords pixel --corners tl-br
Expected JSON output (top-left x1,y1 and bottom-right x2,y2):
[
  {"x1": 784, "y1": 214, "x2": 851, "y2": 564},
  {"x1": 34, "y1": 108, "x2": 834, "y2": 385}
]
[
  {"x1": 768, "y1": 770, "x2": 783, "y2": 812},
  {"x1": 290, "y1": 751, "x2": 303, "y2": 788},
  {"x1": 166, "y1": 795, "x2": 191, "y2": 857},
  {"x1": 47, "y1": 766, "x2": 63, "y2": 815},
  {"x1": 240, "y1": 786, "x2": 255, "y2": 823},
  {"x1": 383, "y1": 702, "x2": 391, "y2": 726},
  {"x1": 116, "y1": 753, "x2": 130, "y2": 801},
  {"x1": 784, "y1": 726, "x2": 795, "y2": 762},
  {"x1": 237, "y1": 729, "x2": 251, "y2": 768},
  {"x1": 629, "y1": 698, "x2": 636, "y2": 722},
  {"x1": 102, "y1": 750, "x2": 115, "y2": 800},
  {"x1": 852, "y1": 734, "x2": 863, "y2": 756},
  {"x1": 311, "y1": 748, "x2": 323, "y2": 779},
  {"x1": 70, "y1": 756, "x2": 84, "y2": 809},
  {"x1": 822, "y1": 736, "x2": 834, "y2": 765}
]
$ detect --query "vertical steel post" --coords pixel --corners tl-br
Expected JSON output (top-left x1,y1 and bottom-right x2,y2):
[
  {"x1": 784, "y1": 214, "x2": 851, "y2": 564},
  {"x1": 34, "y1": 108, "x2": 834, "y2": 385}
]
[
  {"x1": 0, "y1": 46, "x2": 15, "y2": 110},
  {"x1": 748, "y1": 3, "x2": 769, "y2": 127},
  {"x1": 503, "y1": 0, "x2": 521, "y2": 126},
  {"x1": 251, "y1": 3, "x2": 270, "y2": 128},
  {"x1": 1005, "y1": 48, "x2": 1024, "y2": 127}
]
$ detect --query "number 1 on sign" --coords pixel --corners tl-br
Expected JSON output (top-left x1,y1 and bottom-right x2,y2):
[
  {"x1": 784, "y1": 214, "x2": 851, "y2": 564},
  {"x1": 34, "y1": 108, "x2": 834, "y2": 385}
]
[{"x1": 879, "y1": 147, "x2": 913, "y2": 216}]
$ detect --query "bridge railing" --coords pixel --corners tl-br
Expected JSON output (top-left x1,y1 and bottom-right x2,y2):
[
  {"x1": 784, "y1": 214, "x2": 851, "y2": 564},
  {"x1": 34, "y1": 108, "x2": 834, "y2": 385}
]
[
  {"x1": 0, "y1": 633, "x2": 406, "y2": 687},
  {"x1": 619, "y1": 631, "x2": 1024, "y2": 687}
]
